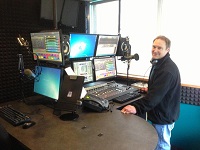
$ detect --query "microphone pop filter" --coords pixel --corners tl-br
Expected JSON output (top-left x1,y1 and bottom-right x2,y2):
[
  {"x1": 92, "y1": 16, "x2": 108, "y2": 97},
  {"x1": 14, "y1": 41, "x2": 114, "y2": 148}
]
[{"x1": 134, "y1": 53, "x2": 139, "y2": 61}]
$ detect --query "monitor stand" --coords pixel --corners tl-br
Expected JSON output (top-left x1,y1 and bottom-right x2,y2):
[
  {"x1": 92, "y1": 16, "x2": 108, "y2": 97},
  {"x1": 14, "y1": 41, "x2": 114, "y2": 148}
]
[{"x1": 59, "y1": 112, "x2": 79, "y2": 121}]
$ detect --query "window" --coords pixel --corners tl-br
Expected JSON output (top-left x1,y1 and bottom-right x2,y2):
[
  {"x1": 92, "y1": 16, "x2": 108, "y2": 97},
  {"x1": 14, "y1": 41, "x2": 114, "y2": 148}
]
[
  {"x1": 161, "y1": 0, "x2": 200, "y2": 85},
  {"x1": 119, "y1": 0, "x2": 158, "y2": 77},
  {"x1": 89, "y1": 1, "x2": 119, "y2": 34},
  {"x1": 88, "y1": 0, "x2": 200, "y2": 86}
]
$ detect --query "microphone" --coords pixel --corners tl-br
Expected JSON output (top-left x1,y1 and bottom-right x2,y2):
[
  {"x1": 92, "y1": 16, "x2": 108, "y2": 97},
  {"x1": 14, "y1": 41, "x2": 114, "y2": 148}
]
[
  {"x1": 121, "y1": 53, "x2": 139, "y2": 61},
  {"x1": 24, "y1": 69, "x2": 36, "y2": 79},
  {"x1": 17, "y1": 34, "x2": 29, "y2": 47}
]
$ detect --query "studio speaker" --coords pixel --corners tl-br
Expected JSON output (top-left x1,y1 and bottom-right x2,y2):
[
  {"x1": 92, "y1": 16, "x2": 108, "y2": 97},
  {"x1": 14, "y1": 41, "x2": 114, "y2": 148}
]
[{"x1": 62, "y1": 34, "x2": 70, "y2": 61}]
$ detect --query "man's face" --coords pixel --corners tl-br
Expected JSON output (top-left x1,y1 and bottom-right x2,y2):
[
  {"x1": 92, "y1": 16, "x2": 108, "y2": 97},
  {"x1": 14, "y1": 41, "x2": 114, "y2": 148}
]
[{"x1": 152, "y1": 39, "x2": 170, "y2": 60}]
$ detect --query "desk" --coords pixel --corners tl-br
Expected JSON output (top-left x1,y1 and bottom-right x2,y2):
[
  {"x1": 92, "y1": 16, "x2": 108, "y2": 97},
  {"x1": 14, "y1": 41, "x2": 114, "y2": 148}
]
[{"x1": 0, "y1": 100, "x2": 158, "y2": 150}]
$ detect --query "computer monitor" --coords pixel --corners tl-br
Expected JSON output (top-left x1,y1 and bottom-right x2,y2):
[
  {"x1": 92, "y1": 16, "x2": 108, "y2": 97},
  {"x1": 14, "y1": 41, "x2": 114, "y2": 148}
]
[
  {"x1": 72, "y1": 60, "x2": 94, "y2": 83},
  {"x1": 95, "y1": 34, "x2": 119, "y2": 57},
  {"x1": 30, "y1": 30, "x2": 63, "y2": 64},
  {"x1": 69, "y1": 33, "x2": 98, "y2": 59},
  {"x1": 34, "y1": 66, "x2": 62, "y2": 101},
  {"x1": 94, "y1": 56, "x2": 117, "y2": 81}
]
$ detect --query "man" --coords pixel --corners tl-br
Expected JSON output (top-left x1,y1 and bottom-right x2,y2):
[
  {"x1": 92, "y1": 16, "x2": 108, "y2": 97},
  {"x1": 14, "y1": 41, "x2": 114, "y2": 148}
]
[{"x1": 121, "y1": 35, "x2": 181, "y2": 150}]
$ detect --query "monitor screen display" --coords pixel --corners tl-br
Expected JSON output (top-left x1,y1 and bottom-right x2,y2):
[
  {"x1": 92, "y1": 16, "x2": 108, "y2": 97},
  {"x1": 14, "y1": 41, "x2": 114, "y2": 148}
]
[
  {"x1": 72, "y1": 60, "x2": 94, "y2": 83},
  {"x1": 34, "y1": 66, "x2": 61, "y2": 100},
  {"x1": 94, "y1": 57, "x2": 117, "y2": 81},
  {"x1": 30, "y1": 30, "x2": 63, "y2": 63},
  {"x1": 95, "y1": 35, "x2": 119, "y2": 57},
  {"x1": 69, "y1": 33, "x2": 97, "y2": 59}
]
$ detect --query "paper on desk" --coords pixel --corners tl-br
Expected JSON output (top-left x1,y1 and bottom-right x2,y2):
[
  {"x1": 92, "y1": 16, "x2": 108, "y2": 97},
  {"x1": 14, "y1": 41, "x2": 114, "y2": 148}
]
[
  {"x1": 65, "y1": 67, "x2": 87, "y2": 99},
  {"x1": 65, "y1": 67, "x2": 76, "y2": 76}
]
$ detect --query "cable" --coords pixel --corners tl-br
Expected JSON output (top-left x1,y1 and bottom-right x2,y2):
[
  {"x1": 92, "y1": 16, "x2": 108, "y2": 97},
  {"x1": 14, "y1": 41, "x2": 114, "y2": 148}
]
[
  {"x1": 57, "y1": 0, "x2": 66, "y2": 27},
  {"x1": 140, "y1": 65, "x2": 152, "y2": 88}
]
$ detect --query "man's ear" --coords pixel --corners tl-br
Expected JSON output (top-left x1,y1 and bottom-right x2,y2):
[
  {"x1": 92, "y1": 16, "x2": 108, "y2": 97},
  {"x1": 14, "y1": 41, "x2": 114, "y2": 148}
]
[{"x1": 167, "y1": 48, "x2": 170, "y2": 52}]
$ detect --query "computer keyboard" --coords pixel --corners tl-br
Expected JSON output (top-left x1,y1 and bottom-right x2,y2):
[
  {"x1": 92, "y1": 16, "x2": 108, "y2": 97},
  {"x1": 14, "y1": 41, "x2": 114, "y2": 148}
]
[
  {"x1": 112, "y1": 92, "x2": 141, "y2": 104},
  {"x1": 0, "y1": 105, "x2": 31, "y2": 126}
]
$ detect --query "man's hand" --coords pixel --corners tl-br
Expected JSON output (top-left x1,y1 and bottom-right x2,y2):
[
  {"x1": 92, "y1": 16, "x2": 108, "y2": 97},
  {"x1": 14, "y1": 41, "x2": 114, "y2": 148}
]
[
  {"x1": 121, "y1": 105, "x2": 137, "y2": 114},
  {"x1": 139, "y1": 87, "x2": 148, "y2": 94}
]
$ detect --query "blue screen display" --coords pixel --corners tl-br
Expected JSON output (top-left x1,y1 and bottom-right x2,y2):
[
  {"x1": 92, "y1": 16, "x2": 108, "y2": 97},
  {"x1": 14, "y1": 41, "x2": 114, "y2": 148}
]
[
  {"x1": 69, "y1": 33, "x2": 97, "y2": 59},
  {"x1": 34, "y1": 66, "x2": 61, "y2": 100}
]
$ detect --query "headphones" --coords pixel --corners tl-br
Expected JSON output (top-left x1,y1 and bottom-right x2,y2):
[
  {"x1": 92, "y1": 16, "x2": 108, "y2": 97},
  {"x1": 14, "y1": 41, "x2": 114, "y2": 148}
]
[{"x1": 150, "y1": 59, "x2": 158, "y2": 65}]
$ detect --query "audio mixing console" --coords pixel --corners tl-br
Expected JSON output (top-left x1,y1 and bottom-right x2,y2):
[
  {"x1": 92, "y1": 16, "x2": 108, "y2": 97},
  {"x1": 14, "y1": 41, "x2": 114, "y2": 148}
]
[{"x1": 84, "y1": 81, "x2": 139, "y2": 101}]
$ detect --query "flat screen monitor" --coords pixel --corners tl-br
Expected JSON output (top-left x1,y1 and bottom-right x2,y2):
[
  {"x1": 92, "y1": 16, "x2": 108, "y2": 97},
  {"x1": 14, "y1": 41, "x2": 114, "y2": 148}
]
[
  {"x1": 30, "y1": 30, "x2": 63, "y2": 63},
  {"x1": 69, "y1": 33, "x2": 97, "y2": 59},
  {"x1": 34, "y1": 66, "x2": 61, "y2": 101},
  {"x1": 95, "y1": 34, "x2": 119, "y2": 57},
  {"x1": 72, "y1": 60, "x2": 94, "y2": 83},
  {"x1": 94, "y1": 57, "x2": 117, "y2": 81}
]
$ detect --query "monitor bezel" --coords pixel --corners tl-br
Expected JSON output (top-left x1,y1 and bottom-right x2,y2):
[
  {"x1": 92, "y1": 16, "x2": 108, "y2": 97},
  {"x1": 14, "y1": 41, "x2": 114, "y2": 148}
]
[
  {"x1": 95, "y1": 34, "x2": 120, "y2": 57},
  {"x1": 93, "y1": 56, "x2": 117, "y2": 81},
  {"x1": 69, "y1": 33, "x2": 98, "y2": 60}
]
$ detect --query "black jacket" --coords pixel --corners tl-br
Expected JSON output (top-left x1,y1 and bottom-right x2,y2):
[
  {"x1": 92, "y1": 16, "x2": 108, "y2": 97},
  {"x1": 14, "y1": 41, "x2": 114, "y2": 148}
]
[{"x1": 132, "y1": 53, "x2": 181, "y2": 124}]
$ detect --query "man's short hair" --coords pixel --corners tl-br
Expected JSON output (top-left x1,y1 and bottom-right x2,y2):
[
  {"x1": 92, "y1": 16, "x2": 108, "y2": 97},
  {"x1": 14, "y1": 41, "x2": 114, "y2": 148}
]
[{"x1": 153, "y1": 35, "x2": 171, "y2": 49}]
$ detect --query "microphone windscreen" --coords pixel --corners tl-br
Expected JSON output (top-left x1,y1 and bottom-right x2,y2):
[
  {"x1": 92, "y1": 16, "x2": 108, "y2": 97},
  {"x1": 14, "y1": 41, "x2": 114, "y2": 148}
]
[
  {"x1": 24, "y1": 69, "x2": 36, "y2": 78},
  {"x1": 134, "y1": 53, "x2": 139, "y2": 61}
]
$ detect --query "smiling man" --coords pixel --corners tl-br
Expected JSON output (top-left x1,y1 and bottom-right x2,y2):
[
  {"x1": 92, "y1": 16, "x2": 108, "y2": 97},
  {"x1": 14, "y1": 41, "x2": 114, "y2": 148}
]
[{"x1": 121, "y1": 35, "x2": 181, "y2": 150}]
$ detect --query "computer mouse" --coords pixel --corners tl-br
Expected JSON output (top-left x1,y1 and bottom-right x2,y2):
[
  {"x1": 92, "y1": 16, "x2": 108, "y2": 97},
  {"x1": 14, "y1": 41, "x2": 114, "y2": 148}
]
[{"x1": 22, "y1": 121, "x2": 36, "y2": 129}]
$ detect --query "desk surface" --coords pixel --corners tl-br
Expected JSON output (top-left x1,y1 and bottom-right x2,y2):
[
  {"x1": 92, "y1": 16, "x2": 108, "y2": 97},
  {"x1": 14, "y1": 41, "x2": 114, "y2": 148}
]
[{"x1": 0, "y1": 100, "x2": 158, "y2": 150}]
